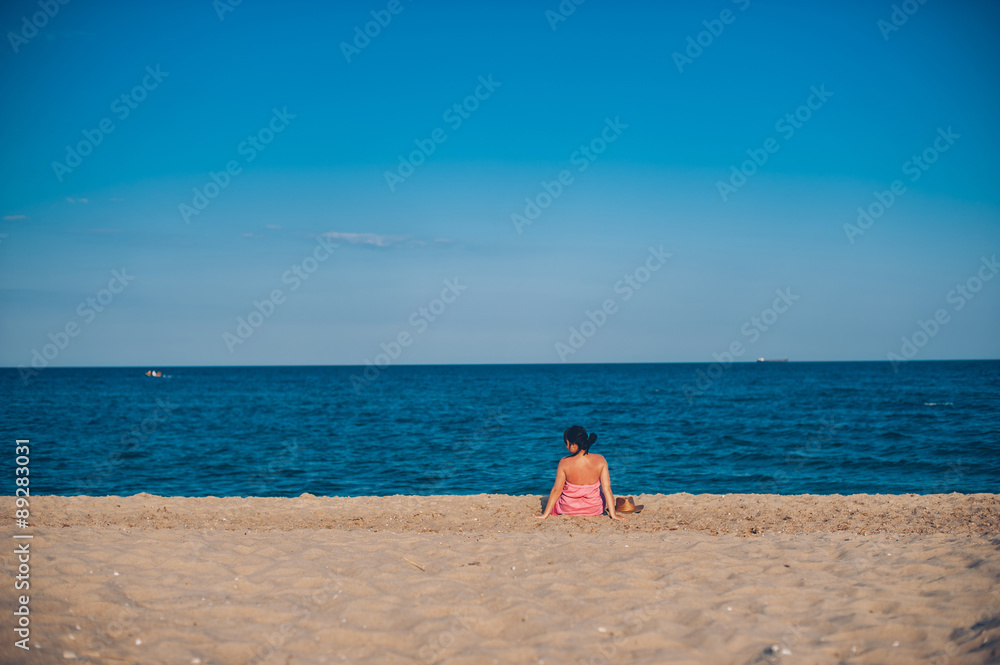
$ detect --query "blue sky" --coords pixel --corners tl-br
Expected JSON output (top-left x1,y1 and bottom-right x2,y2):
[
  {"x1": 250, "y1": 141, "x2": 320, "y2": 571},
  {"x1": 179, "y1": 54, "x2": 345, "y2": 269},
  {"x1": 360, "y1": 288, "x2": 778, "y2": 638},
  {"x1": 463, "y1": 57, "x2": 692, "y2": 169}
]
[{"x1": 1, "y1": 0, "x2": 998, "y2": 367}]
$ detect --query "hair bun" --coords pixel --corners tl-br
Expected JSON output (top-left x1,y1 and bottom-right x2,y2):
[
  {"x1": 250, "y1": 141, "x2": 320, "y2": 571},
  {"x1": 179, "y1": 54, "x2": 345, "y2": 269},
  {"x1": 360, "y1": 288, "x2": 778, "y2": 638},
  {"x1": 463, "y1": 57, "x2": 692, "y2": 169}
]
[{"x1": 563, "y1": 425, "x2": 597, "y2": 453}]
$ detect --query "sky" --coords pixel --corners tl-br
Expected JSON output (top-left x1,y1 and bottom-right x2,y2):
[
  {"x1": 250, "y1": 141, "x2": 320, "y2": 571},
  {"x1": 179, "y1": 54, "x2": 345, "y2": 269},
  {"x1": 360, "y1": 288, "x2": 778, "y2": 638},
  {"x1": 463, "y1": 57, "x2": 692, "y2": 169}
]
[{"x1": 1, "y1": 0, "x2": 998, "y2": 368}]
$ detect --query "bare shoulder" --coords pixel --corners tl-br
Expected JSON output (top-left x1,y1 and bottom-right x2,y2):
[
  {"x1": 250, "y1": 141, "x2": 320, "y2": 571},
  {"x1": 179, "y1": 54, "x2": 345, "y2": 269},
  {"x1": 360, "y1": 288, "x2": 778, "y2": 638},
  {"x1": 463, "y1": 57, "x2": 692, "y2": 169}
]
[{"x1": 589, "y1": 453, "x2": 608, "y2": 466}]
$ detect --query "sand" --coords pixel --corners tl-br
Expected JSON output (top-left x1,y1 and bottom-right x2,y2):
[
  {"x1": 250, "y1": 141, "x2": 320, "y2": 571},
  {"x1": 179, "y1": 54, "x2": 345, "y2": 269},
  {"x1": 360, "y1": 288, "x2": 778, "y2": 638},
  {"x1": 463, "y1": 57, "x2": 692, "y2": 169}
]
[{"x1": 2, "y1": 493, "x2": 998, "y2": 665}]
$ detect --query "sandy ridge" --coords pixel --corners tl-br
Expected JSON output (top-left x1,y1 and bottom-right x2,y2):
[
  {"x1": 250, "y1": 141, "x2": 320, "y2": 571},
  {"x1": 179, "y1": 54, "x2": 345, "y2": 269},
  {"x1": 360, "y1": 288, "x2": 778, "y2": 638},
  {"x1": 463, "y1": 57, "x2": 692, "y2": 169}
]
[{"x1": 13, "y1": 492, "x2": 999, "y2": 536}]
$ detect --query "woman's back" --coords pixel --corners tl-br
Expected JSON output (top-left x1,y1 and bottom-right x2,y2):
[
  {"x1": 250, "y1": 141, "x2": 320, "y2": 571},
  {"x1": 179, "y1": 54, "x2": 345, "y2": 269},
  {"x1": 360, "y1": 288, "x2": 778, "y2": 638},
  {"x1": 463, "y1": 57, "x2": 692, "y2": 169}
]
[{"x1": 561, "y1": 452, "x2": 607, "y2": 485}]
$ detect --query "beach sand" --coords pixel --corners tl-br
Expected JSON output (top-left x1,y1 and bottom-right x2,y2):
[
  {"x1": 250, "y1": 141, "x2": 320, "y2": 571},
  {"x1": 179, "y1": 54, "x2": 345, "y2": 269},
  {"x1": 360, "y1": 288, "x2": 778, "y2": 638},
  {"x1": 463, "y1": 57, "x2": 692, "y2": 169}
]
[{"x1": 3, "y1": 493, "x2": 998, "y2": 664}]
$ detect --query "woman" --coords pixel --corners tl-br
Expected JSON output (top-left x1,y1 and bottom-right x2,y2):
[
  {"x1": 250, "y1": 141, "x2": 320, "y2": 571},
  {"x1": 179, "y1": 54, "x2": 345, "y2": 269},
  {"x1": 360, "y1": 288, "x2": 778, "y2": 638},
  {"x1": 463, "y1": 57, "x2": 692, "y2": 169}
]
[{"x1": 536, "y1": 426, "x2": 626, "y2": 520}]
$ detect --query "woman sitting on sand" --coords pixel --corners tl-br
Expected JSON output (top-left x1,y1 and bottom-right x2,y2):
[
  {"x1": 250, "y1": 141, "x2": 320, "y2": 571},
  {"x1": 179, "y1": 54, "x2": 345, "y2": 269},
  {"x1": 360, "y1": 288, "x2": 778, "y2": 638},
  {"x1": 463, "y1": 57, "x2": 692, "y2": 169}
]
[{"x1": 536, "y1": 426, "x2": 625, "y2": 520}]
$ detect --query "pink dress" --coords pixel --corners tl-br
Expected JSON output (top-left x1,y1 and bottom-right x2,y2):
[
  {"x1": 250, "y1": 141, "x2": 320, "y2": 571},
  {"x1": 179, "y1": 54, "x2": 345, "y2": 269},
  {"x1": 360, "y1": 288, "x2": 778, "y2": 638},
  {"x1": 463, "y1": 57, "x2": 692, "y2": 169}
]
[{"x1": 553, "y1": 481, "x2": 605, "y2": 516}]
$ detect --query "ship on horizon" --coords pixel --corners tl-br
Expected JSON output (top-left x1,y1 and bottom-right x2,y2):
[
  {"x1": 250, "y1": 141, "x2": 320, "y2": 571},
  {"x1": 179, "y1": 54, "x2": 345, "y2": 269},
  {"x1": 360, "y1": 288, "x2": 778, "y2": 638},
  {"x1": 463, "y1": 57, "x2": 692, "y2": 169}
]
[{"x1": 756, "y1": 357, "x2": 788, "y2": 363}]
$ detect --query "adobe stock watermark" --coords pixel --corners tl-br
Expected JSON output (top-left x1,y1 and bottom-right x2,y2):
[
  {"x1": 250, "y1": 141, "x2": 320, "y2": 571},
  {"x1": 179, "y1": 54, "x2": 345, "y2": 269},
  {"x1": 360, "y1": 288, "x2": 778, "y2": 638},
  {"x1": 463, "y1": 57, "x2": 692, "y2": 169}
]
[
  {"x1": 672, "y1": 0, "x2": 751, "y2": 73},
  {"x1": 570, "y1": 579, "x2": 678, "y2": 665},
  {"x1": 18, "y1": 268, "x2": 135, "y2": 385},
  {"x1": 384, "y1": 75, "x2": 501, "y2": 192},
  {"x1": 7, "y1": 0, "x2": 71, "y2": 54},
  {"x1": 82, "y1": 589, "x2": 144, "y2": 658},
  {"x1": 213, "y1": 0, "x2": 244, "y2": 21},
  {"x1": 243, "y1": 567, "x2": 347, "y2": 665},
  {"x1": 81, "y1": 397, "x2": 179, "y2": 494},
  {"x1": 418, "y1": 615, "x2": 477, "y2": 662},
  {"x1": 179, "y1": 107, "x2": 295, "y2": 224},
  {"x1": 245, "y1": 438, "x2": 303, "y2": 495},
  {"x1": 681, "y1": 287, "x2": 799, "y2": 404},
  {"x1": 555, "y1": 245, "x2": 671, "y2": 362},
  {"x1": 716, "y1": 84, "x2": 833, "y2": 202},
  {"x1": 350, "y1": 277, "x2": 468, "y2": 392},
  {"x1": 927, "y1": 459, "x2": 968, "y2": 495},
  {"x1": 222, "y1": 235, "x2": 339, "y2": 353},
  {"x1": 51, "y1": 65, "x2": 169, "y2": 182},
  {"x1": 422, "y1": 406, "x2": 509, "y2": 493},
  {"x1": 340, "y1": 0, "x2": 412, "y2": 63},
  {"x1": 756, "y1": 417, "x2": 842, "y2": 493},
  {"x1": 511, "y1": 116, "x2": 628, "y2": 234},
  {"x1": 877, "y1": 0, "x2": 930, "y2": 41},
  {"x1": 843, "y1": 126, "x2": 959, "y2": 244},
  {"x1": 545, "y1": 0, "x2": 586, "y2": 31},
  {"x1": 886, "y1": 254, "x2": 997, "y2": 372}
]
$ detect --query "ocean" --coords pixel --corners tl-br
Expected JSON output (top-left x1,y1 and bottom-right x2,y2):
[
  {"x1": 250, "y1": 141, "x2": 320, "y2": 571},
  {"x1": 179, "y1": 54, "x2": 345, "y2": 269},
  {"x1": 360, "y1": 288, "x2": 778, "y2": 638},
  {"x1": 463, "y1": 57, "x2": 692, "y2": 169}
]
[{"x1": 1, "y1": 361, "x2": 997, "y2": 497}]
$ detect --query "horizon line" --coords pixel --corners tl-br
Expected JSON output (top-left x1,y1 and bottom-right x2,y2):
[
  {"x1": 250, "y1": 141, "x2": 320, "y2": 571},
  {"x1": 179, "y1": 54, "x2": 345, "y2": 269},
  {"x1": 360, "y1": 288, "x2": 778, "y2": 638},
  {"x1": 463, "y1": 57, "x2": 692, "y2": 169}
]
[{"x1": 4, "y1": 358, "x2": 999, "y2": 370}]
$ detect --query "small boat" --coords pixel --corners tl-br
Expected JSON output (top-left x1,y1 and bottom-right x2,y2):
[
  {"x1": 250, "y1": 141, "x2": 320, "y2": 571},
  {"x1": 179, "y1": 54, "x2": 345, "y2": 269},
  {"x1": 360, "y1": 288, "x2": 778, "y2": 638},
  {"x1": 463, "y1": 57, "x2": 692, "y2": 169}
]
[
  {"x1": 144, "y1": 370, "x2": 164, "y2": 377},
  {"x1": 756, "y1": 358, "x2": 788, "y2": 363}
]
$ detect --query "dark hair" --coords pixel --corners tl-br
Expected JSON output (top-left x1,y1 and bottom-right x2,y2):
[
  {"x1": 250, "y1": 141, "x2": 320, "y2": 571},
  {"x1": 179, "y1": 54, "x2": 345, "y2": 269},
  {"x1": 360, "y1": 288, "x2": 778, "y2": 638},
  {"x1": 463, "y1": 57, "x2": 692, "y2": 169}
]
[{"x1": 564, "y1": 425, "x2": 597, "y2": 454}]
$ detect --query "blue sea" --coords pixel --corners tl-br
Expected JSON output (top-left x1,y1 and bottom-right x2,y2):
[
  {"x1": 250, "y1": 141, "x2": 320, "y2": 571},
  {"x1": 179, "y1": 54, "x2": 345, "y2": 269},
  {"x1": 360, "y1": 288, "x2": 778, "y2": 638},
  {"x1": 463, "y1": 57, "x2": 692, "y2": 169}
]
[{"x1": 1, "y1": 361, "x2": 997, "y2": 497}]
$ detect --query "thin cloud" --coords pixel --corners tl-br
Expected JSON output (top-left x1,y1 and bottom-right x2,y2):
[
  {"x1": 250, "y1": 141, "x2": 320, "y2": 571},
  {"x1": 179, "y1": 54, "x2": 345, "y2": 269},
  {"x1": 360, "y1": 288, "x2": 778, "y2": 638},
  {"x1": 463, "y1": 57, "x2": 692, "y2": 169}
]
[
  {"x1": 266, "y1": 224, "x2": 283, "y2": 230},
  {"x1": 66, "y1": 197, "x2": 90, "y2": 204},
  {"x1": 321, "y1": 232, "x2": 410, "y2": 248},
  {"x1": 69, "y1": 228, "x2": 126, "y2": 235},
  {"x1": 3, "y1": 214, "x2": 27, "y2": 221}
]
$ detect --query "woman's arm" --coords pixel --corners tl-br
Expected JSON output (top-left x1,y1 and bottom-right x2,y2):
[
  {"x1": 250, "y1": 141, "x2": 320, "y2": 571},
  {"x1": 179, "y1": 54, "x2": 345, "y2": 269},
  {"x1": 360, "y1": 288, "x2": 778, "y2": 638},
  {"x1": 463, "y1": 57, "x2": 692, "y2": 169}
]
[
  {"x1": 600, "y1": 463, "x2": 625, "y2": 521},
  {"x1": 536, "y1": 464, "x2": 567, "y2": 519}
]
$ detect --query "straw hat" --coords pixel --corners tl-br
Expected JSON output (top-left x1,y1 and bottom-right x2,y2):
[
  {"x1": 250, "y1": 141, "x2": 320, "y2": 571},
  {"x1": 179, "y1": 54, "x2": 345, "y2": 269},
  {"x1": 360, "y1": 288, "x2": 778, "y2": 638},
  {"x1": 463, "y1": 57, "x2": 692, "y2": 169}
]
[{"x1": 615, "y1": 496, "x2": 644, "y2": 514}]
